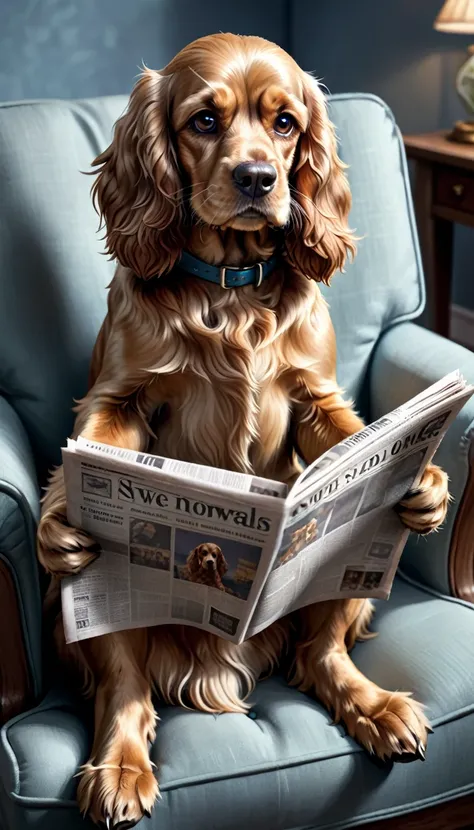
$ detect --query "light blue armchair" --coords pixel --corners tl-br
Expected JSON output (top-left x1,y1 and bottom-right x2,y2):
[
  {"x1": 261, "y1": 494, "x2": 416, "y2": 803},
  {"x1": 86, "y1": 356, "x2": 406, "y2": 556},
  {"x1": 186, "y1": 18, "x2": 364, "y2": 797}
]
[{"x1": 1, "y1": 93, "x2": 474, "y2": 830}]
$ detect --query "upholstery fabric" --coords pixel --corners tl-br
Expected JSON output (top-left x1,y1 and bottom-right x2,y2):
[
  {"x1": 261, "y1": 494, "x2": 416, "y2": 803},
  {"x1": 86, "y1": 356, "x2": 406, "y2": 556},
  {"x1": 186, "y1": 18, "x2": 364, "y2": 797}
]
[
  {"x1": 320, "y1": 94, "x2": 424, "y2": 413},
  {"x1": 0, "y1": 397, "x2": 42, "y2": 696},
  {"x1": 0, "y1": 97, "x2": 126, "y2": 479},
  {"x1": 371, "y1": 322, "x2": 474, "y2": 595},
  {"x1": 2, "y1": 578, "x2": 474, "y2": 829}
]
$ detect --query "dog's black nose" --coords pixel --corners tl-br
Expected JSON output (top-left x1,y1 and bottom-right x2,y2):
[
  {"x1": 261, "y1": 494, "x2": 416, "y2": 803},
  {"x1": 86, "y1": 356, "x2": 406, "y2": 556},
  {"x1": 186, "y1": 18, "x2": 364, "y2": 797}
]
[{"x1": 232, "y1": 162, "x2": 277, "y2": 199}]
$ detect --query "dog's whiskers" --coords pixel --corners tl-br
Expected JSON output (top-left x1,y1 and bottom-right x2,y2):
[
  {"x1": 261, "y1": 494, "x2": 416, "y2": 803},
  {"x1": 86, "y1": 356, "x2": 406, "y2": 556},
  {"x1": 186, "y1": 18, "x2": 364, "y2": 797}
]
[
  {"x1": 191, "y1": 185, "x2": 215, "y2": 203},
  {"x1": 198, "y1": 186, "x2": 219, "y2": 211},
  {"x1": 169, "y1": 181, "x2": 206, "y2": 199}
]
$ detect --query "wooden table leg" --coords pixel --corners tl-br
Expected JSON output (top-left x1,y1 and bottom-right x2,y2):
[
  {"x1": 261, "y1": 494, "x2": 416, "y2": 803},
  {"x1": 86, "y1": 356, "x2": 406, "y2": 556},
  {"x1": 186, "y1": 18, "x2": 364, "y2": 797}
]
[
  {"x1": 432, "y1": 215, "x2": 454, "y2": 337},
  {"x1": 413, "y1": 161, "x2": 454, "y2": 337}
]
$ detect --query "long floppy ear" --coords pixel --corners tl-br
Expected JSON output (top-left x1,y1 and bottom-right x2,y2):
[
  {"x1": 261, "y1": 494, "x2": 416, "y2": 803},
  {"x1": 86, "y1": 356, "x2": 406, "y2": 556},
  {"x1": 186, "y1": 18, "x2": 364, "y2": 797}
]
[
  {"x1": 91, "y1": 68, "x2": 184, "y2": 278},
  {"x1": 186, "y1": 547, "x2": 201, "y2": 575},
  {"x1": 285, "y1": 75, "x2": 356, "y2": 284},
  {"x1": 216, "y1": 548, "x2": 228, "y2": 578}
]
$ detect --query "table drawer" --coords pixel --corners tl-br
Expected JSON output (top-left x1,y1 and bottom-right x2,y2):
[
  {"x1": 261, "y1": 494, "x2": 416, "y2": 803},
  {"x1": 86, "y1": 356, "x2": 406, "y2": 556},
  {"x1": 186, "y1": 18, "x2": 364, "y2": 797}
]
[{"x1": 434, "y1": 166, "x2": 474, "y2": 213}]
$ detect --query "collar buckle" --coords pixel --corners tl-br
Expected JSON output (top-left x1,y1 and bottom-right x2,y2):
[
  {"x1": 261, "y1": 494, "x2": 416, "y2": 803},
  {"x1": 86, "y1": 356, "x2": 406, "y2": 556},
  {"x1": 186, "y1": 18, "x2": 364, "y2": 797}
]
[
  {"x1": 219, "y1": 266, "x2": 232, "y2": 290},
  {"x1": 219, "y1": 263, "x2": 264, "y2": 290}
]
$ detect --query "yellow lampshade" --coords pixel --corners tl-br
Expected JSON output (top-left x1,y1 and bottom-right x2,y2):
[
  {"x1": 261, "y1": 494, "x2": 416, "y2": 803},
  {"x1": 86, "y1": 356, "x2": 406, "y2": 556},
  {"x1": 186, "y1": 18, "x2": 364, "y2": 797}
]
[{"x1": 434, "y1": 0, "x2": 474, "y2": 33}]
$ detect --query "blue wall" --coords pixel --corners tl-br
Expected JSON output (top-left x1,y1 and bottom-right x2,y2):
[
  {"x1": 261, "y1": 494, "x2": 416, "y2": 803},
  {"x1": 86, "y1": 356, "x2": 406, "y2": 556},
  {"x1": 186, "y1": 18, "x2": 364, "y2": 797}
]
[
  {"x1": 0, "y1": 0, "x2": 472, "y2": 309},
  {"x1": 0, "y1": 0, "x2": 287, "y2": 100},
  {"x1": 292, "y1": 0, "x2": 474, "y2": 311}
]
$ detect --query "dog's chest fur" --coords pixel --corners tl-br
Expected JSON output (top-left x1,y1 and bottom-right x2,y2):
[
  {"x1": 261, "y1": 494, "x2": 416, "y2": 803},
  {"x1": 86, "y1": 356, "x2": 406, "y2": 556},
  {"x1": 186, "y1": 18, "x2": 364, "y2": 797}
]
[
  {"x1": 149, "y1": 326, "x2": 294, "y2": 477},
  {"x1": 129, "y1": 271, "x2": 320, "y2": 481}
]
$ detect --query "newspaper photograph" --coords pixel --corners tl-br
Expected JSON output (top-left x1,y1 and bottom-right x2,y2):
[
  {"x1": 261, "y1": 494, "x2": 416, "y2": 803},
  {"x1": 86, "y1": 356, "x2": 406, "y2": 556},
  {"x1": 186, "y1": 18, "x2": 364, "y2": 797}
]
[
  {"x1": 247, "y1": 443, "x2": 429, "y2": 637},
  {"x1": 61, "y1": 371, "x2": 473, "y2": 645}
]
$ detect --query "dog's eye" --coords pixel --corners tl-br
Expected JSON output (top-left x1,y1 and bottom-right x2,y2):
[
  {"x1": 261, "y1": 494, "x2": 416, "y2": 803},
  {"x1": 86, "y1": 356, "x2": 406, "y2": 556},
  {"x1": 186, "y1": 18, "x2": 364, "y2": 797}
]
[
  {"x1": 190, "y1": 110, "x2": 217, "y2": 134},
  {"x1": 274, "y1": 113, "x2": 295, "y2": 136}
]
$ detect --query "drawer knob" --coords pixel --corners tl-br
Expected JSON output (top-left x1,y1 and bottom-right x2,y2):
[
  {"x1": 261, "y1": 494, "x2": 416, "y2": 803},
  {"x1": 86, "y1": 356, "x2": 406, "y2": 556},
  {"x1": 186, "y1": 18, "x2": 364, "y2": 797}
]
[{"x1": 452, "y1": 184, "x2": 465, "y2": 197}]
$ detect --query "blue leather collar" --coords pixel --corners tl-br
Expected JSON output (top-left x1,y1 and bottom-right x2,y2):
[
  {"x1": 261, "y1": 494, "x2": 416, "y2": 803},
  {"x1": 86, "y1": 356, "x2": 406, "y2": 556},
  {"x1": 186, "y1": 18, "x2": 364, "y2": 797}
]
[{"x1": 178, "y1": 250, "x2": 278, "y2": 289}]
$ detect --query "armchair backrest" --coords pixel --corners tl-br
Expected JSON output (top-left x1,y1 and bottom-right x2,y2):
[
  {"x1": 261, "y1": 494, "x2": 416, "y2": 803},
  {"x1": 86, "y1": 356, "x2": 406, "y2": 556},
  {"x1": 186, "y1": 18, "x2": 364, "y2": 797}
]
[{"x1": 0, "y1": 94, "x2": 424, "y2": 478}]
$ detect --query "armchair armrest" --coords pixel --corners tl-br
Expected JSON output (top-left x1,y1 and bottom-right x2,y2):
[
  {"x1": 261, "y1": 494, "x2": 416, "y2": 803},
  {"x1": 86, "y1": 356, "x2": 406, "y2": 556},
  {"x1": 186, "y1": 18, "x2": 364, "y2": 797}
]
[
  {"x1": 370, "y1": 321, "x2": 474, "y2": 600},
  {"x1": 0, "y1": 397, "x2": 42, "y2": 723}
]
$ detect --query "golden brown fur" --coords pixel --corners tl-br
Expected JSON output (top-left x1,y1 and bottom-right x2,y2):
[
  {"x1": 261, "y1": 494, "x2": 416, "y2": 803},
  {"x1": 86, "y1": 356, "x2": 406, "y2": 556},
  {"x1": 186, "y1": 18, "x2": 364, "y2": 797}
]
[{"x1": 37, "y1": 34, "x2": 448, "y2": 827}]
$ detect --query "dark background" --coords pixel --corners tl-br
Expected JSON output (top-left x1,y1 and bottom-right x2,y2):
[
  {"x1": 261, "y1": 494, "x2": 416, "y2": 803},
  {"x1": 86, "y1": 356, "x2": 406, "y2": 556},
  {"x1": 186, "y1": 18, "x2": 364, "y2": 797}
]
[{"x1": 0, "y1": 0, "x2": 471, "y2": 308}]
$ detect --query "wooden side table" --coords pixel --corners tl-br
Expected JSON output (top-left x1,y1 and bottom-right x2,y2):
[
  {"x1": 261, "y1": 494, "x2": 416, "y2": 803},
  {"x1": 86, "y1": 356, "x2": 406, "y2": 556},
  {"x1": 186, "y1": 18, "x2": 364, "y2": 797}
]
[{"x1": 403, "y1": 132, "x2": 474, "y2": 337}]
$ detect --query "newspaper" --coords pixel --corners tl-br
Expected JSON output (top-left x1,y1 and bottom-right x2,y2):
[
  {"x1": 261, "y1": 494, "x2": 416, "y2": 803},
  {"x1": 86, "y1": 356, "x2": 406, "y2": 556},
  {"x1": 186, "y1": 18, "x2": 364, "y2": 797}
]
[{"x1": 61, "y1": 371, "x2": 473, "y2": 645}]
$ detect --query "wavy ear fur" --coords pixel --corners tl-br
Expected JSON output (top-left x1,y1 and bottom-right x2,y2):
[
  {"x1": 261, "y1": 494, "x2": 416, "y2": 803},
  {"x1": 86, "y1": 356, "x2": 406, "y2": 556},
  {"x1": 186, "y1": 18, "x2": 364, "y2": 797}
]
[
  {"x1": 285, "y1": 75, "x2": 356, "y2": 284},
  {"x1": 186, "y1": 547, "x2": 201, "y2": 575},
  {"x1": 92, "y1": 68, "x2": 184, "y2": 278},
  {"x1": 216, "y1": 549, "x2": 227, "y2": 578}
]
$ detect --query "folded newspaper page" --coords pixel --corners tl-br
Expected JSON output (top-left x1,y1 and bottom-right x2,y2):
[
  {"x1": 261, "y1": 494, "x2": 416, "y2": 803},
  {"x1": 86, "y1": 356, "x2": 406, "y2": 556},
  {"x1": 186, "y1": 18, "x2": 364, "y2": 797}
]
[{"x1": 61, "y1": 371, "x2": 473, "y2": 645}]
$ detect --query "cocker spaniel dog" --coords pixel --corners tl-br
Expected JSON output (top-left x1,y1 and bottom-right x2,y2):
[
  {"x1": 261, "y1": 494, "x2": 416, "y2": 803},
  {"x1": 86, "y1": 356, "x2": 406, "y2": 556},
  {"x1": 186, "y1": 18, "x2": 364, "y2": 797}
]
[
  {"x1": 37, "y1": 33, "x2": 448, "y2": 827},
  {"x1": 183, "y1": 542, "x2": 228, "y2": 589}
]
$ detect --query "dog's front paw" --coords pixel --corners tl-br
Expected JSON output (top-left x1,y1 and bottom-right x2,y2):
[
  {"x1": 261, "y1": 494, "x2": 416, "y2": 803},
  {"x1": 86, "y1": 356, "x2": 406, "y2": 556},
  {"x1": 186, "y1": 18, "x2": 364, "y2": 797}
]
[
  {"x1": 77, "y1": 755, "x2": 159, "y2": 828},
  {"x1": 37, "y1": 512, "x2": 100, "y2": 577},
  {"x1": 396, "y1": 463, "x2": 449, "y2": 535}
]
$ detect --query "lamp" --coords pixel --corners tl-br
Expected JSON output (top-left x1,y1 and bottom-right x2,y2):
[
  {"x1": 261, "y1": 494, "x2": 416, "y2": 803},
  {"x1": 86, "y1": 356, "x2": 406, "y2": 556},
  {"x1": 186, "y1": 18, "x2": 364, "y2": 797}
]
[{"x1": 434, "y1": 0, "x2": 474, "y2": 142}]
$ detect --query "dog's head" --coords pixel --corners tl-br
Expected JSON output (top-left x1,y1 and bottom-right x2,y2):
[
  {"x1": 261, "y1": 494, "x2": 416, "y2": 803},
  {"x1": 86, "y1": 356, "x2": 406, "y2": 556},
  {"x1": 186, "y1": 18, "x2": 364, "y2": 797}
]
[
  {"x1": 187, "y1": 543, "x2": 227, "y2": 578},
  {"x1": 92, "y1": 33, "x2": 355, "y2": 283}
]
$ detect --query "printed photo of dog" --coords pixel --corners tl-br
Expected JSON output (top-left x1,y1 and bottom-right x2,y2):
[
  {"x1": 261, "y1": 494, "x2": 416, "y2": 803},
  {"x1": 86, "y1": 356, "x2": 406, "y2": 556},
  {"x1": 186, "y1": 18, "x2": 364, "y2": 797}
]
[
  {"x1": 174, "y1": 529, "x2": 262, "y2": 600},
  {"x1": 182, "y1": 542, "x2": 228, "y2": 591}
]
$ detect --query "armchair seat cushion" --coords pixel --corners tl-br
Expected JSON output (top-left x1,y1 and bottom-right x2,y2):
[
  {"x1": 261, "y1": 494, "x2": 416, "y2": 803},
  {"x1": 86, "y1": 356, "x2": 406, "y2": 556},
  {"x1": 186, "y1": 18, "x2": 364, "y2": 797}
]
[{"x1": 2, "y1": 577, "x2": 474, "y2": 830}]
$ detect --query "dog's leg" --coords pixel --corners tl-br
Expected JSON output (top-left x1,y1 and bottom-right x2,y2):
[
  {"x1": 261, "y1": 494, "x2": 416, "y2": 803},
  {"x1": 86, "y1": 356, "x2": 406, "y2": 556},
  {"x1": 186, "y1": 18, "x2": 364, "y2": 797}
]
[
  {"x1": 293, "y1": 599, "x2": 429, "y2": 762},
  {"x1": 75, "y1": 631, "x2": 159, "y2": 828},
  {"x1": 38, "y1": 400, "x2": 149, "y2": 577},
  {"x1": 294, "y1": 391, "x2": 365, "y2": 464}
]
